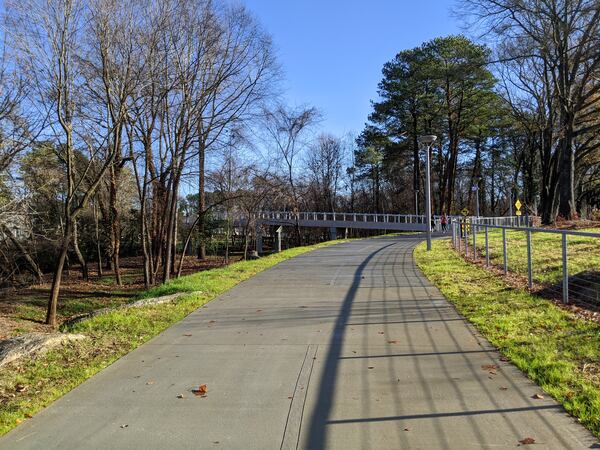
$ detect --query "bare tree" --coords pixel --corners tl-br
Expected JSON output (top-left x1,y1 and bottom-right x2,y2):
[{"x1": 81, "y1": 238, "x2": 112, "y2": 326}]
[
  {"x1": 262, "y1": 104, "x2": 319, "y2": 241},
  {"x1": 6, "y1": 0, "x2": 120, "y2": 326},
  {"x1": 193, "y1": 2, "x2": 279, "y2": 260},
  {"x1": 305, "y1": 133, "x2": 344, "y2": 212}
]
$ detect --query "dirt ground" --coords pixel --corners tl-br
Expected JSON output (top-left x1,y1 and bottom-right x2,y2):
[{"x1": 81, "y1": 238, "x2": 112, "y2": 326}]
[
  {"x1": 0, "y1": 255, "x2": 239, "y2": 340},
  {"x1": 550, "y1": 219, "x2": 600, "y2": 230}
]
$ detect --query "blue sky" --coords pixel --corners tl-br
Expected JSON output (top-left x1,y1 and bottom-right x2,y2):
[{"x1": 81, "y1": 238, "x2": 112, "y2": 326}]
[{"x1": 243, "y1": 0, "x2": 460, "y2": 137}]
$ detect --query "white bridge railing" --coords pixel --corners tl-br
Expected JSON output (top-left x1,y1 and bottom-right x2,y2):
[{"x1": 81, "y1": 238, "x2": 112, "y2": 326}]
[
  {"x1": 253, "y1": 211, "x2": 530, "y2": 228},
  {"x1": 254, "y1": 211, "x2": 428, "y2": 224}
]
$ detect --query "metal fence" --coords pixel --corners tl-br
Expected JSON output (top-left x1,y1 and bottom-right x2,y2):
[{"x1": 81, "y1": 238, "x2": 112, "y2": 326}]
[{"x1": 450, "y1": 218, "x2": 600, "y2": 309}]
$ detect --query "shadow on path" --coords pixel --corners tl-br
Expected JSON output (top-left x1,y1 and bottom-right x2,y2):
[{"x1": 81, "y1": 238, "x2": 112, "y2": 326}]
[{"x1": 306, "y1": 240, "x2": 398, "y2": 450}]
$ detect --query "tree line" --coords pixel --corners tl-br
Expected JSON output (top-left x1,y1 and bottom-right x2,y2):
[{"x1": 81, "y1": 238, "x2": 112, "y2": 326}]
[{"x1": 355, "y1": 0, "x2": 600, "y2": 224}]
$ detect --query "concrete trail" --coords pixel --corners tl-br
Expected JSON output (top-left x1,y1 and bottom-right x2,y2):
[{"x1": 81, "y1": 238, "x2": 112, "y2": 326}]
[{"x1": 0, "y1": 237, "x2": 597, "y2": 449}]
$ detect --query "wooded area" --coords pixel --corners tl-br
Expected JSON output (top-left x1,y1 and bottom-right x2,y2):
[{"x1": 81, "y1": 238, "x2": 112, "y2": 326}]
[{"x1": 0, "y1": 0, "x2": 598, "y2": 327}]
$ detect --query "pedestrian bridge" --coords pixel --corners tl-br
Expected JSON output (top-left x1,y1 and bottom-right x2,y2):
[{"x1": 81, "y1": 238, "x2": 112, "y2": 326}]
[
  {"x1": 252, "y1": 211, "x2": 529, "y2": 233},
  {"x1": 254, "y1": 211, "x2": 429, "y2": 232}
]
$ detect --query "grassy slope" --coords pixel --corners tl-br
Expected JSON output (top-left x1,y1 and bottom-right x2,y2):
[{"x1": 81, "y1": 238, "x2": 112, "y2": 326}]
[
  {"x1": 474, "y1": 228, "x2": 600, "y2": 284},
  {"x1": 0, "y1": 240, "x2": 344, "y2": 436},
  {"x1": 415, "y1": 240, "x2": 600, "y2": 437}
]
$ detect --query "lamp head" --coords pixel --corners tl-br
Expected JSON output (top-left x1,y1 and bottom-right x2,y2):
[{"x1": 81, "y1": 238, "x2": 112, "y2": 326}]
[{"x1": 418, "y1": 135, "x2": 437, "y2": 145}]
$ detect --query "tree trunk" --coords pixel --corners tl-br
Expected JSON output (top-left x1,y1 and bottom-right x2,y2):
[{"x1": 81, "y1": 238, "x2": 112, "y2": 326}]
[
  {"x1": 94, "y1": 202, "x2": 103, "y2": 278},
  {"x1": 558, "y1": 112, "x2": 576, "y2": 219},
  {"x1": 72, "y1": 219, "x2": 88, "y2": 281},
  {"x1": 412, "y1": 111, "x2": 420, "y2": 215},
  {"x1": 46, "y1": 221, "x2": 72, "y2": 327},
  {"x1": 197, "y1": 140, "x2": 206, "y2": 260},
  {"x1": 109, "y1": 164, "x2": 122, "y2": 286},
  {"x1": 163, "y1": 174, "x2": 181, "y2": 282}
]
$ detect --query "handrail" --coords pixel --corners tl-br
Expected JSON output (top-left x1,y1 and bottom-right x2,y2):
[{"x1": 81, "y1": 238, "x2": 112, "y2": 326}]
[{"x1": 450, "y1": 217, "x2": 600, "y2": 306}]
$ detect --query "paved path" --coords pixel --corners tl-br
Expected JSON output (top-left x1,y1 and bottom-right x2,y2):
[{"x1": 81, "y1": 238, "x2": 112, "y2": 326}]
[{"x1": 1, "y1": 237, "x2": 597, "y2": 449}]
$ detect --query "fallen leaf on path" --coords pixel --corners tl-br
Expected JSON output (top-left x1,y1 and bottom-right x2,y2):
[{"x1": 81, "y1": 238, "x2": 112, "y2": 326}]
[
  {"x1": 177, "y1": 394, "x2": 185, "y2": 399},
  {"x1": 499, "y1": 386, "x2": 508, "y2": 391},
  {"x1": 256, "y1": 309, "x2": 263, "y2": 312},
  {"x1": 518, "y1": 437, "x2": 535, "y2": 445},
  {"x1": 404, "y1": 428, "x2": 410, "y2": 431},
  {"x1": 378, "y1": 331, "x2": 384, "y2": 335},
  {"x1": 531, "y1": 394, "x2": 544, "y2": 399},
  {"x1": 287, "y1": 396, "x2": 293, "y2": 399},
  {"x1": 183, "y1": 334, "x2": 192, "y2": 337},
  {"x1": 208, "y1": 320, "x2": 216, "y2": 324},
  {"x1": 387, "y1": 340, "x2": 398, "y2": 344},
  {"x1": 368, "y1": 366, "x2": 374, "y2": 369},
  {"x1": 146, "y1": 381, "x2": 154, "y2": 385},
  {"x1": 120, "y1": 424, "x2": 128, "y2": 429},
  {"x1": 192, "y1": 384, "x2": 208, "y2": 397},
  {"x1": 481, "y1": 364, "x2": 498, "y2": 371}
]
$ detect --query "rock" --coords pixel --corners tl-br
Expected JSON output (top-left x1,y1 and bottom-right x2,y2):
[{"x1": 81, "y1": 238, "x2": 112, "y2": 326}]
[
  {"x1": 128, "y1": 293, "x2": 186, "y2": 308},
  {"x1": 0, "y1": 333, "x2": 86, "y2": 368},
  {"x1": 64, "y1": 292, "x2": 198, "y2": 328}
]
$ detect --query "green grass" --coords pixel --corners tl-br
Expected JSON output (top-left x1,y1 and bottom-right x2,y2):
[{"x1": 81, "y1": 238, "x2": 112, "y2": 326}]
[
  {"x1": 0, "y1": 240, "x2": 345, "y2": 436},
  {"x1": 472, "y1": 227, "x2": 600, "y2": 285},
  {"x1": 415, "y1": 240, "x2": 600, "y2": 437}
]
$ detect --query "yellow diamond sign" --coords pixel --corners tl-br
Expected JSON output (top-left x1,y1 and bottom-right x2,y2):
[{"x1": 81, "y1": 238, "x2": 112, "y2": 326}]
[{"x1": 515, "y1": 199, "x2": 522, "y2": 211}]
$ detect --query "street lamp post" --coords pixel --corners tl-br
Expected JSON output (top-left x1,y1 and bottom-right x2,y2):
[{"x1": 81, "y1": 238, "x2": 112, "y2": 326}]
[{"x1": 418, "y1": 135, "x2": 437, "y2": 251}]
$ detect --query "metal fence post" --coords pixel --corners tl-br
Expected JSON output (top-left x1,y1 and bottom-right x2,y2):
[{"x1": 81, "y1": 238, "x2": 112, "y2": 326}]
[
  {"x1": 485, "y1": 225, "x2": 489, "y2": 266},
  {"x1": 502, "y1": 228, "x2": 508, "y2": 274},
  {"x1": 464, "y1": 219, "x2": 469, "y2": 257},
  {"x1": 472, "y1": 223, "x2": 477, "y2": 260},
  {"x1": 458, "y1": 220, "x2": 462, "y2": 253},
  {"x1": 562, "y1": 232, "x2": 569, "y2": 304},
  {"x1": 526, "y1": 229, "x2": 533, "y2": 290}
]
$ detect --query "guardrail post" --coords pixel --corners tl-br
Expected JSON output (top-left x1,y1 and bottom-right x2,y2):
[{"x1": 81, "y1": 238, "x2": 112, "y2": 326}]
[
  {"x1": 562, "y1": 232, "x2": 569, "y2": 304},
  {"x1": 526, "y1": 229, "x2": 533, "y2": 290},
  {"x1": 502, "y1": 228, "x2": 508, "y2": 274},
  {"x1": 485, "y1": 225, "x2": 489, "y2": 266},
  {"x1": 472, "y1": 223, "x2": 477, "y2": 260}
]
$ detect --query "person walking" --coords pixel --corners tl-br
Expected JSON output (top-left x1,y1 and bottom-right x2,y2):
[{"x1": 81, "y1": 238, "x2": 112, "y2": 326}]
[{"x1": 441, "y1": 214, "x2": 448, "y2": 232}]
